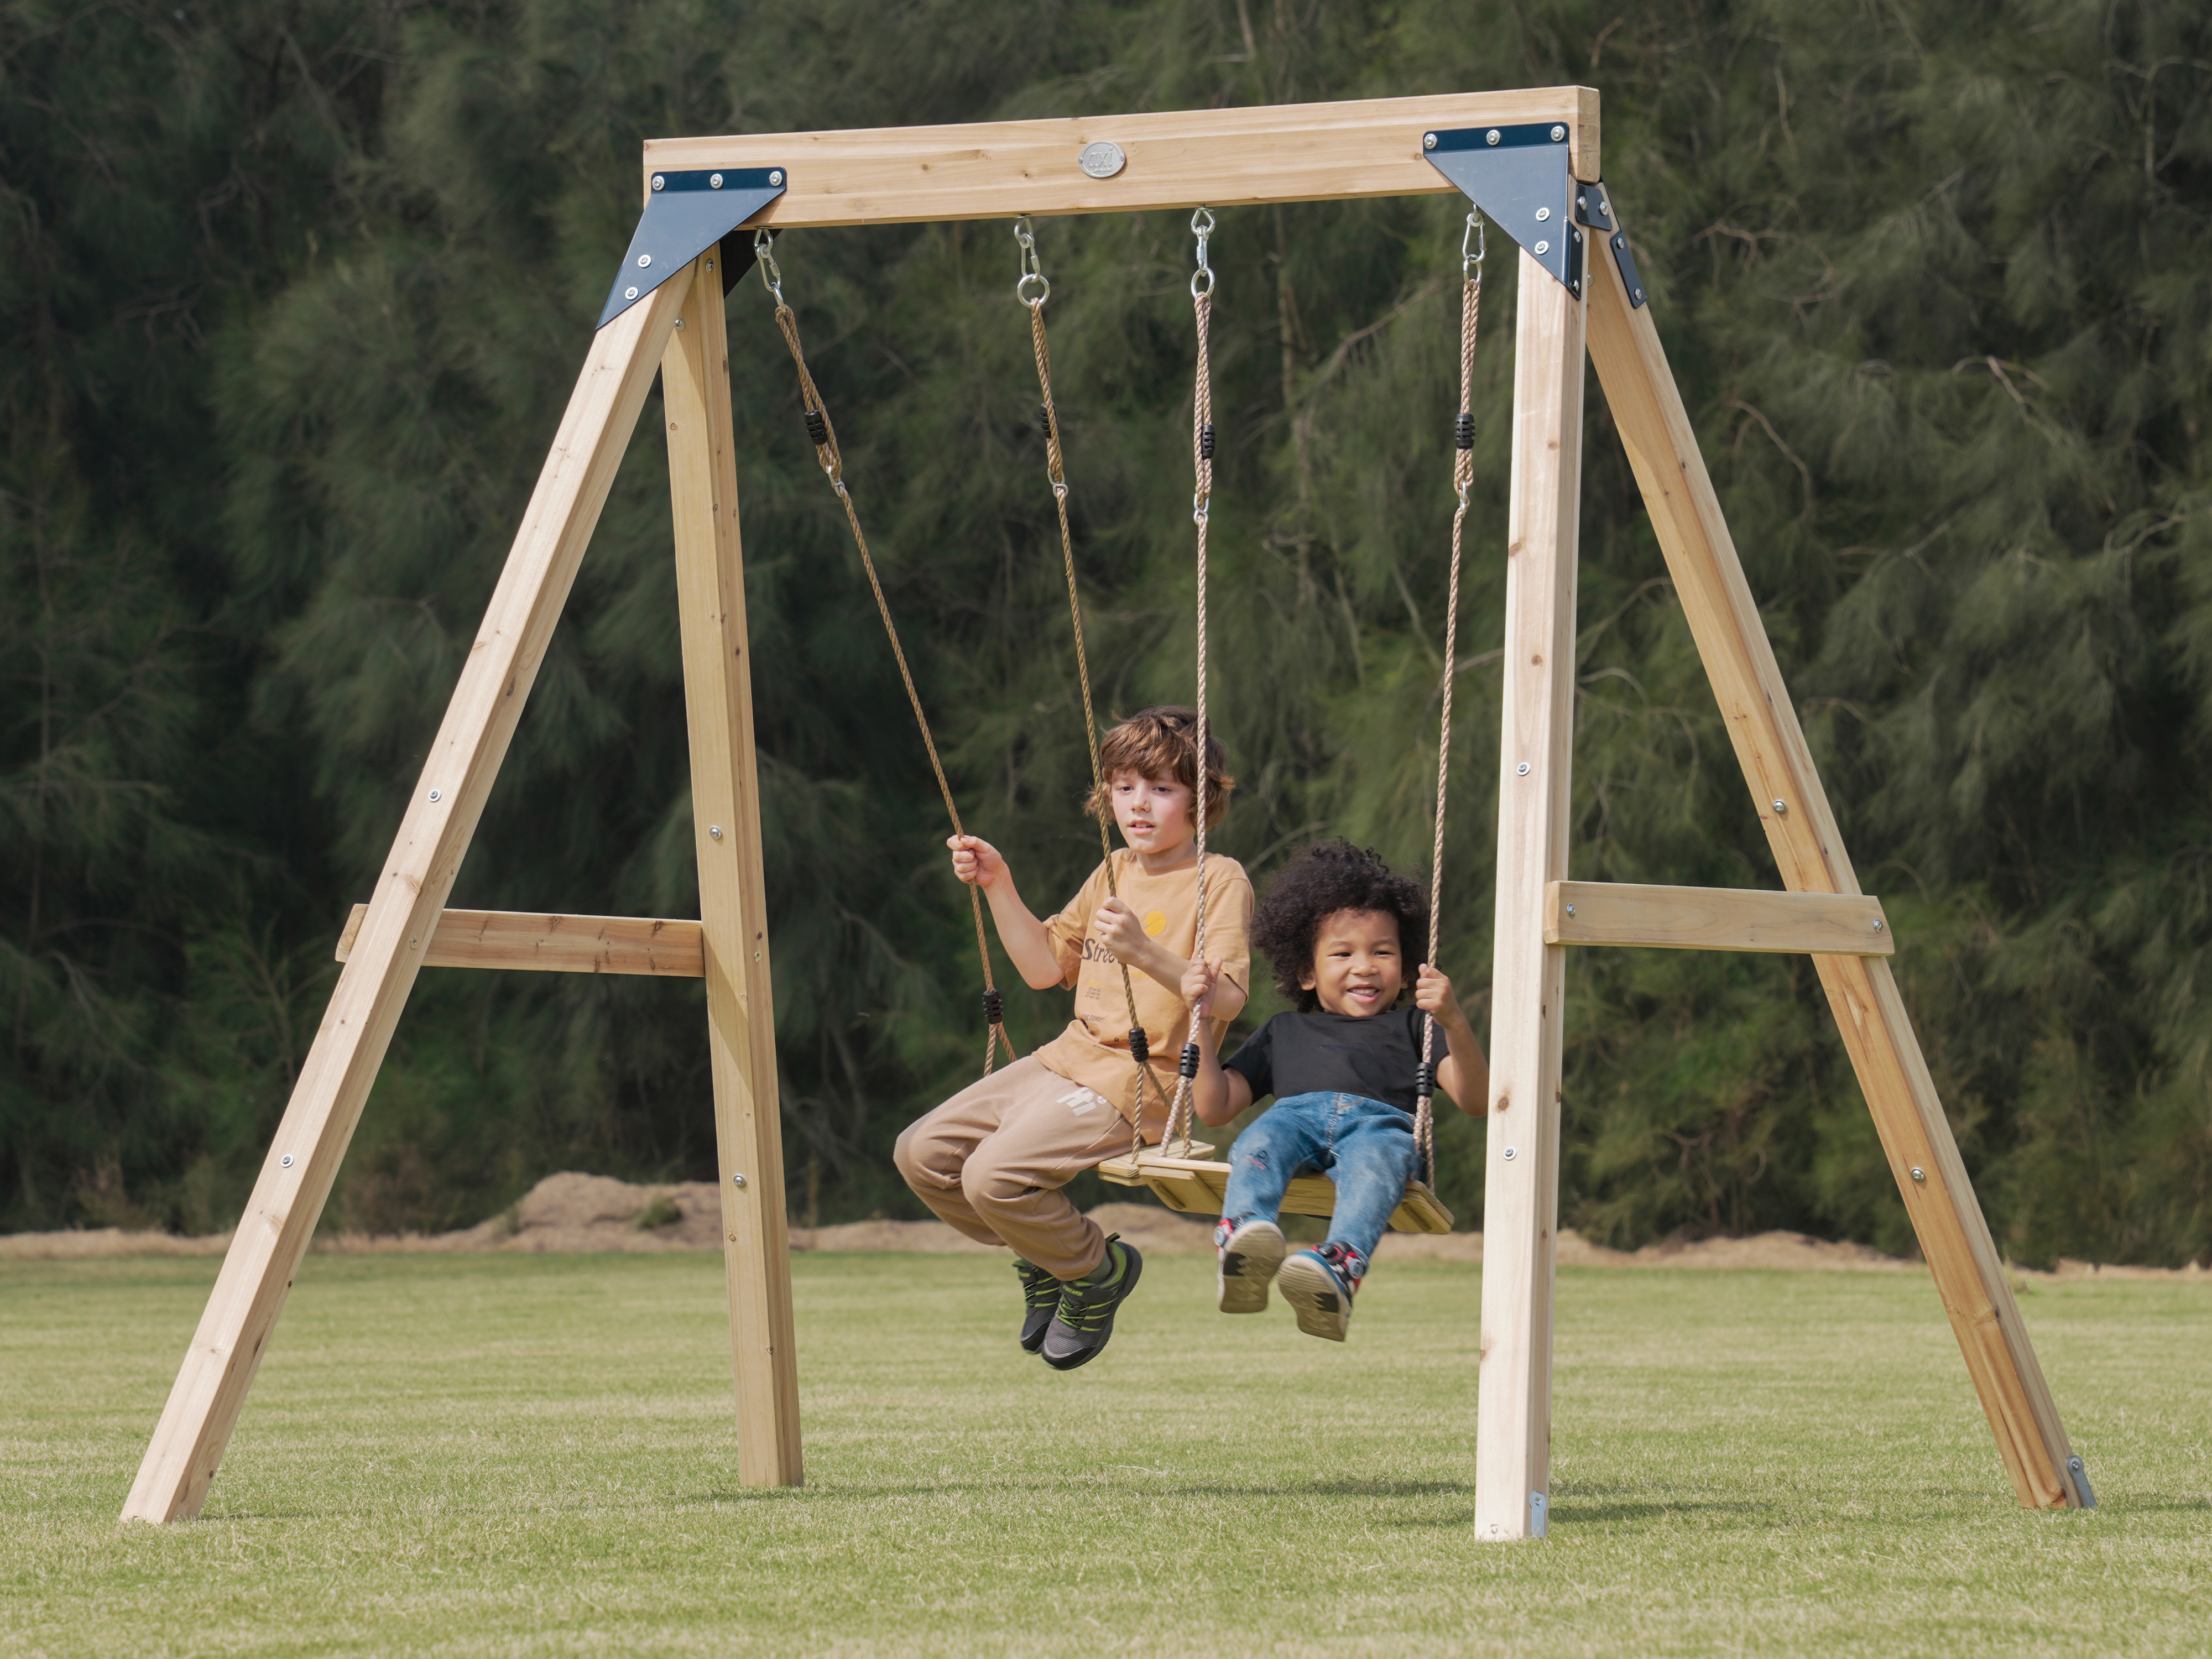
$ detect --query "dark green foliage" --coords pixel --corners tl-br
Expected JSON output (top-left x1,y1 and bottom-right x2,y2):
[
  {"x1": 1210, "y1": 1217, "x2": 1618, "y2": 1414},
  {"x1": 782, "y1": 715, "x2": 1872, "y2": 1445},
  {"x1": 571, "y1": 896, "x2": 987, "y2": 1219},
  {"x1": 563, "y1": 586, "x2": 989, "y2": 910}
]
[{"x1": 3, "y1": 0, "x2": 2207, "y2": 1265}]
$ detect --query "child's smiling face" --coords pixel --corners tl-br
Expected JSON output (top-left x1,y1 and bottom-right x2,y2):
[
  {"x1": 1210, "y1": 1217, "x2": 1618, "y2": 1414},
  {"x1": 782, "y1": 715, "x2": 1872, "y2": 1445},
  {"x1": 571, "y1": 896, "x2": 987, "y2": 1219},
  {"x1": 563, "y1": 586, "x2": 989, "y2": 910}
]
[
  {"x1": 1108, "y1": 769, "x2": 1196, "y2": 860},
  {"x1": 1299, "y1": 908, "x2": 1404, "y2": 1016}
]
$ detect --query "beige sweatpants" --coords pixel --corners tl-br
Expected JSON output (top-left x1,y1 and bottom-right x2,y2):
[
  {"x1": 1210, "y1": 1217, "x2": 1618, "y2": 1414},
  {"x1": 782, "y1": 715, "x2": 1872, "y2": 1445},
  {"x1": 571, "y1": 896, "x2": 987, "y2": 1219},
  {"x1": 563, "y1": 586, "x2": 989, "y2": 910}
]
[{"x1": 893, "y1": 1055, "x2": 1166, "y2": 1281}]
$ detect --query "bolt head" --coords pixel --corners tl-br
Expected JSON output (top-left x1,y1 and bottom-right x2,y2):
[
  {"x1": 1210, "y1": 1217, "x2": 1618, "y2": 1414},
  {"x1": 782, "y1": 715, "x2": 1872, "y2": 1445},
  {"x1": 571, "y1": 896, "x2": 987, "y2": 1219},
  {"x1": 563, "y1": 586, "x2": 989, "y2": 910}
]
[
  {"x1": 1772, "y1": 799, "x2": 1788, "y2": 815},
  {"x1": 625, "y1": 286, "x2": 639, "y2": 299},
  {"x1": 769, "y1": 169, "x2": 783, "y2": 185},
  {"x1": 280, "y1": 1154, "x2": 294, "y2": 1168},
  {"x1": 1503, "y1": 1146, "x2": 1518, "y2": 1161},
  {"x1": 1423, "y1": 132, "x2": 1437, "y2": 150},
  {"x1": 1516, "y1": 761, "x2": 1531, "y2": 776},
  {"x1": 637, "y1": 253, "x2": 651, "y2": 268},
  {"x1": 1485, "y1": 129, "x2": 1501, "y2": 146},
  {"x1": 1910, "y1": 1166, "x2": 1927, "y2": 1182},
  {"x1": 1565, "y1": 904, "x2": 1577, "y2": 917},
  {"x1": 427, "y1": 787, "x2": 441, "y2": 802},
  {"x1": 1536, "y1": 206, "x2": 1551, "y2": 222},
  {"x1": 1534, "y1": 240, "x2": 1551, "y2": 256},
  {"x1": 651, "y1": 174, "x2": 665, "y2": 191},
  {"x1": 1872, "y1": 919, "x2": 1885, "y2": 931},
  {"x1": 732, "y1": 1172, "x2": 748, "y2": 1188},
  {"x1": 708, "y1": 825, "x2": 723, "y2": 841},
  {"x1": 1551, "y1": 124, "x2": 1566, "y2": 142},
  {"x1": 709, "y1": 172, "x2": 723, "y2": 188}
]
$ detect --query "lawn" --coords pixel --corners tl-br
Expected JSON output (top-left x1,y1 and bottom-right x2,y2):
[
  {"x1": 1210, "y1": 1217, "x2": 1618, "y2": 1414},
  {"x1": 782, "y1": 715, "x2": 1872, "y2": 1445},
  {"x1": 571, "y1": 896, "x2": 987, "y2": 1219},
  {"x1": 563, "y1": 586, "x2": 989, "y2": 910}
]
[{"x1": 1, "y1": 1249, "x2": 2205, "y2": 1657}]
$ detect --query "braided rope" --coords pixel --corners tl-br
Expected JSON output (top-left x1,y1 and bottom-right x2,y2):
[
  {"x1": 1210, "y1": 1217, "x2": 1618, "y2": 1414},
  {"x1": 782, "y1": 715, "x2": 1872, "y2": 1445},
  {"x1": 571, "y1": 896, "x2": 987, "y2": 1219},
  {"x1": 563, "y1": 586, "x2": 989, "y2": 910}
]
[
  {"x1": 1416, "y1": 237, "x2": 1484, "y2": 1185},
  {"x1": 1165, "y1": 223, "x2": 1215, "y2": 1156},
  {"x1": 764, "y1": 281, "x2": 1010, "y2": 1076},
  {"x1": 1016, "y1": 227, "x2": 1160, "y2": 1141}
]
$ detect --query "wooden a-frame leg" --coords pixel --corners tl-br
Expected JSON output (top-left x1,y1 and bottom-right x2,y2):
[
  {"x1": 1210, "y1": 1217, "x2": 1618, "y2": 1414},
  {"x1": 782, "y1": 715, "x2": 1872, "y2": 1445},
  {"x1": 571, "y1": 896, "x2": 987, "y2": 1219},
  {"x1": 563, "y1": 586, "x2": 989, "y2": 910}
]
[
  {"x1": 1476, "y1": 251, "x2": 1588, "y2": 1542},
  {"x1": 121, "y1": 279, "x2": 691, "y2": 1524},
  {"x1": 662, "y1": 248, "x2": 802, "y2": 1485},
  {"x1": 1582, "y1": 226, "x2": 2079, "y2": 1509}
]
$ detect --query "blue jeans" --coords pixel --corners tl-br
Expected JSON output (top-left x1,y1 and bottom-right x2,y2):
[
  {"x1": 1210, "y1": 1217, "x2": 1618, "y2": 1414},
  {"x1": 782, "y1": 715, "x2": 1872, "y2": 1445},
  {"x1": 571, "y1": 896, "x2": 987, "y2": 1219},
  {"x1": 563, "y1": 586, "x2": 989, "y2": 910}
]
[{"x1": 1220, "y1": 1092, "x2": 1418, "y2": 1272}]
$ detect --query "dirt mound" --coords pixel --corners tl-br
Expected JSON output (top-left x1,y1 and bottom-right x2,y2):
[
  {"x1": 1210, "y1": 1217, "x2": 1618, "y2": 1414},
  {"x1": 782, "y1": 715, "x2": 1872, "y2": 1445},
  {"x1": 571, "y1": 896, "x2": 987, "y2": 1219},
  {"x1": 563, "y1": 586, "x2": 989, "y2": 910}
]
[{"x1": 6, "y1": 1172, "x2": 2206, "y2": 1279}]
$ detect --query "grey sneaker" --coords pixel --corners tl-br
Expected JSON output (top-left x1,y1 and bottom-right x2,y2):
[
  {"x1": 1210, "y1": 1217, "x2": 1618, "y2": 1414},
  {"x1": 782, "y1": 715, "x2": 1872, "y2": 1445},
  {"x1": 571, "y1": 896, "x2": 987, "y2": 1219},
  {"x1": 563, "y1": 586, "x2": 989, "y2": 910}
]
[
  {"x1": 1040, "y1": 1235, "x2": 1143, "y2": 1371},
  {"x1": 1214, "y1": 1216, "x2": 1286, "y2": 1314},
  {"x1": 1012, "y1": 1256, "x2": 1060, "y2": 1354},
  {"x1": 1277, "y1": 1243, "x2": 1361, "y2": 1342}
]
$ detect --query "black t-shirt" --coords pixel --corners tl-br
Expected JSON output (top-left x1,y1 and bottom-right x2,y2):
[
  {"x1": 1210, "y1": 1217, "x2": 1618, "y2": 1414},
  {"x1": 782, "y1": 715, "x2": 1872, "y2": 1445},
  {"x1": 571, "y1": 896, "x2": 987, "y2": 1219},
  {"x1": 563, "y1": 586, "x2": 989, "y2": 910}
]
[{"x1": 1223, "y1": 1005, "x2": 1448, "y2": 1113}]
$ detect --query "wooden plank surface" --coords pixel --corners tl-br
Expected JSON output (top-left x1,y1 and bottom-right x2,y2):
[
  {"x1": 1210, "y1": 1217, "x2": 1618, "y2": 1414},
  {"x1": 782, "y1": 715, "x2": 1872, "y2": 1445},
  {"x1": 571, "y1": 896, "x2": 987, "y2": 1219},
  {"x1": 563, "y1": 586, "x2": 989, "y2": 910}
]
[
  {"x1": 1545, "y1": 881, "x2": 1893, "y2": 956},
  {"x1": 1583, "y1": 206, "x2": 2077, "y2": 1508},
  {"x1": 643, "y1": 90, "x2": 1599, "y2": 226},
  {"x1": 663, "y1": 248, "x2": 802, "y2": 1487},
  {"x1": 1094, "y1": 1153, "x2": 1453, "y2": 1233},
  {"x1": 335, "y1": 905, "x2": 703, "y2": 975},
  {"x1": 1475, "y1": 248, "x2": 1588, "y2": 1542},
  {"x1": 122, "y1": 280, "x2": 690, "y2": 1525}
]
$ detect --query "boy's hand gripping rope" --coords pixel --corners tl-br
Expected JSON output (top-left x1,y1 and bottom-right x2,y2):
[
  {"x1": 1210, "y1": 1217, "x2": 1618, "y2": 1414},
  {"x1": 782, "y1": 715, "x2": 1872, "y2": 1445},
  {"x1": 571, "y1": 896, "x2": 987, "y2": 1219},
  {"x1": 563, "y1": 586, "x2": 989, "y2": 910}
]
[
  {"x1": 1413, "y1": 213, "x2": 1484, "y2": 1186},
  {"x1": 1015, "y1": 218, "x2": 1160, "y2": 1136},
  {"x1": 754, "y1": 230, "x2": 1012, "y2": 1077},
  {"x1": 1166, "y1": 207, "x2": 1217, "y2": 1159}
]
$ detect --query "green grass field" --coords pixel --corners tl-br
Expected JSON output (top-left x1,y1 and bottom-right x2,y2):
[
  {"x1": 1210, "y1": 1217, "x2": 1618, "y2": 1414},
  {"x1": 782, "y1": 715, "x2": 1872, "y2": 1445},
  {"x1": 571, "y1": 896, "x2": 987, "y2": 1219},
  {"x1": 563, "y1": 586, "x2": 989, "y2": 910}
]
[{"x1": 2, "y1": 1250, "x2": 2205, "y2": 1657}]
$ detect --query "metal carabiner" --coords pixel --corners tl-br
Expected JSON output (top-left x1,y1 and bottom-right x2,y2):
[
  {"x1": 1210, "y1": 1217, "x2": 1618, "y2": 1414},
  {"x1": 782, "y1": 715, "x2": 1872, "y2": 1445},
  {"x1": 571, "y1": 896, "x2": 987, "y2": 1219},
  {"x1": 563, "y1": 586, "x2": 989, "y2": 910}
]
[
  {"x1": 754, "y1": 228, "x2": 785, "y2": 305},
  {"x1": 1462, "y1": 211, "x2": 1485, "y2": 283},
  {"x1": 1190, "y1": 205, "x2": 1216, "y2": 300},
  {"x1": 1014, "y1": 216, "x2": 1050, "y2": 307}
]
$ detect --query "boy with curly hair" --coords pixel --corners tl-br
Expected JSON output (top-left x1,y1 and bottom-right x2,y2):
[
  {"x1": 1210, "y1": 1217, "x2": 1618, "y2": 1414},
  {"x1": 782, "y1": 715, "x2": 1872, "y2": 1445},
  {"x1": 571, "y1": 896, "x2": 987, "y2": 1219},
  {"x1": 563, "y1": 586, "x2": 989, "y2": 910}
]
[
  {"x1": 1181, "y1": 839, "x2": 1486, "y2": 1341},
  {"x1": 894, "y1": 707, "x2": 1252, "y2": 1370}
]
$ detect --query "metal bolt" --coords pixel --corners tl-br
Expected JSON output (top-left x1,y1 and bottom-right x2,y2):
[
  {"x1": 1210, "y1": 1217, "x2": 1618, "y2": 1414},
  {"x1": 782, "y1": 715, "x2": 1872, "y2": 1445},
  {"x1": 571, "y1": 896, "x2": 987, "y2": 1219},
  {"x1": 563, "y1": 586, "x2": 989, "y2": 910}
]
[
  {"x1": 673, "y1": 318, "x2": 685, "y2": 331},
  {"x1": 709, "y1": 172, "x2": 723, "y2": 189},
  {"x1": 1503, "y1": 1146, "x2": 1518, "y2": 1161},
  {"x1": 732, "y1": 1173, "x2": 748, "y2": 1189},
  {"x1": 708, "y1": 825, "x2": 723, "y2": 841},
  {"x1": 1536, "y1": 206, "x2": 1552, "y2": 222},
  {"x1": 1485, "y1": 129, "x2": 1501, "y2": 146},
  {"x1": 1423, "y1": 132, "x2": 1438, "y2": 150},
  {"x1": 1551, "y1": 125, "x2": 1566, "y2": 142},
  {"x1": 280, "y1": 1154, "x2": 294, "y2": 1168},
  {"x1": 1911, "y1": 1166, "x2": 1927, "y2": 1183},
  {"x1": 427, "y1": 787, "x2": 441, "y2": 802},
  {"x1": 1873, "y1": 919, "x2": 1885, "y2": 932},
  {"x1": 704, "y1": 259, "x2": 714, "y2": 272},
  {"x1": 651, "y1": 174, "x2": 665, "y2": 191},
  {"x1": 1516, "y1": 761, "x2": 1531, "y2": 776},
  {"x1": 1535, "y1": 239, "x2": 1551, "y2": 256},
  {"x1": 637, "y1": 253, "x2": 651, "y2": 268},
  {"x1": 769, "y1": 170, "x2": 783, "y2": 185},
  {"x1": 1772, "y1": 799, "x2": 1788, "y2": 816},
  {"x1": 625, "y1": 286, "x2": 639, "y2": 300},
  {"x1": 1565, "y1": 904, "x2": 1577, "y2": 917}
]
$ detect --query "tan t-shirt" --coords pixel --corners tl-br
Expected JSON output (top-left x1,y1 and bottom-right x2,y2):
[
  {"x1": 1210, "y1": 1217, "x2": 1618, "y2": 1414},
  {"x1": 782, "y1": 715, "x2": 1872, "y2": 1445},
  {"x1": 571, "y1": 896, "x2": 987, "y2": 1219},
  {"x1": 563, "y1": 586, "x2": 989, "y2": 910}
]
[{"x1": 1033, "y1": 849, "x2": 1254, "y2": 1122}]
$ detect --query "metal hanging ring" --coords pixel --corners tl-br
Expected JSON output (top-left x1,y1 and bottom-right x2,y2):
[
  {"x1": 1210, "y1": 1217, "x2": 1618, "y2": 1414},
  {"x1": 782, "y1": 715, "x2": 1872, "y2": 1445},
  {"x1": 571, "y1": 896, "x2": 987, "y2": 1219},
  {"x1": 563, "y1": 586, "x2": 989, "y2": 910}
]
[
  {"x1": 1462, "y1": 212, "x2": 1485, "y2": 282},
  {"x1": 1014, "y1": 215, "x2": 1051, "y2": 307},
  {"x1": 1190, "y1": 205, "x2": 1216, "y2": 300},
  {"x1": 754, "y1": 228, "x2": 785, "y2": 304}
]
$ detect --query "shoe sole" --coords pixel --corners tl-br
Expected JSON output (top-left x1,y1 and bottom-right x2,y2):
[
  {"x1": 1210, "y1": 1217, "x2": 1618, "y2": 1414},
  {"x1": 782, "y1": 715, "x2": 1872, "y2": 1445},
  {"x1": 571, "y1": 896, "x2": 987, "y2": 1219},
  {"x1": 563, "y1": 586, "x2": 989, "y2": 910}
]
[
  {"x1": 1041, "y1": 1248, "x2": 1144, "y2": 1371},
  {"x1": 1217, "y1": 1221, "x2": 1286, "y2": 1314},
  {"x1": 1277, "y1": 1252, "x2": 1351, "y2": 1342}
]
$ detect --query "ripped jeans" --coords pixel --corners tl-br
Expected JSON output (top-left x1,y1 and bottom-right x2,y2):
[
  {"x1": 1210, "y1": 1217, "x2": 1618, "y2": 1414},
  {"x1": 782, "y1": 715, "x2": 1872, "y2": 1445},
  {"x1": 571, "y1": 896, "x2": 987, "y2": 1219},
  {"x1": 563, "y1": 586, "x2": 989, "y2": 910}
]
[{"x1": 1219, "y1": 1092, "x2": 1419, "y2": 1273}]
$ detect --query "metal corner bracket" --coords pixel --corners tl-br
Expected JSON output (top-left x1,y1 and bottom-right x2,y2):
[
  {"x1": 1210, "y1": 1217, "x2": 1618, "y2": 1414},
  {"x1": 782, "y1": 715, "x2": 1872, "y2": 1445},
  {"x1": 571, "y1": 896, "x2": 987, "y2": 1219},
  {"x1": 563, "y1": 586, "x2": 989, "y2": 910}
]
[
  {"x1": 598, "y1": 166, "x2": 789, "y2": 330},
  {"x1": 1421, "y1": 123, "x2": 1583, "y2": 298},
  {"x1": 2067, "y1": 1454, "x2": 2097, "y2": 1509},
  {"x1": 1573, "y1": 180, "x2": 1647, "y2": 309}
]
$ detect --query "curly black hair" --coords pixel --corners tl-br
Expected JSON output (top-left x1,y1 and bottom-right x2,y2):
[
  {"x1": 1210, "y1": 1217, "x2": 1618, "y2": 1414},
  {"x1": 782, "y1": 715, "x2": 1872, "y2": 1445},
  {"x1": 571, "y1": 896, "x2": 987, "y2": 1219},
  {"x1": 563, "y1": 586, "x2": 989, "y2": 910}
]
[{"x1": 1249, "y1": 839, "x2": 1430, "y2": 1011}]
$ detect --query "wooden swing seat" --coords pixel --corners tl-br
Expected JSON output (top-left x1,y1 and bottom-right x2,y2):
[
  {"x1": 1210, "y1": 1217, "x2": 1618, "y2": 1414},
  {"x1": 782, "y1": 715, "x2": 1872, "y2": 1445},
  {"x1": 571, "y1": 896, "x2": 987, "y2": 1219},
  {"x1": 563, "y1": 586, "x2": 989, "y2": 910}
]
[{"x1": 1097, "y1": 1146, "x2": 1456, "y2": 1235}]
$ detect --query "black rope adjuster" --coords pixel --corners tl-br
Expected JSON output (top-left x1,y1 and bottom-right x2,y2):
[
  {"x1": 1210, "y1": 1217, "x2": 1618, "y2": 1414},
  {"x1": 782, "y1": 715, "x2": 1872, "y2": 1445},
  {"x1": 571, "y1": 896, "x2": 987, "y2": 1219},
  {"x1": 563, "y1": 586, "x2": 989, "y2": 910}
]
[
  {"x1": 1178, "y1": 1041, "x2": 1201, "y2": 1079},
  {"x1": 1415, "y1": 1060, "x2": 1437, "y2": 1099},
  {"x1": 1127, "y1": 1027, "x2": 1150, "y2": 1068},
  {"x1": 982, "y1": 988, "x2": 1004, "y2": 1026},
  {"x1": 804, "y1": 407, "x2": 828, "y2": 446},
  {"x1": 1039, "y1": 401, "x2": 1054, "y2": 440},
  {"x1": 1199, "y1": 422, "x2": 1216, "y2": 461},
  {"x1": 1455, "y1": 412, "x2": 1475, "y2": 451}
]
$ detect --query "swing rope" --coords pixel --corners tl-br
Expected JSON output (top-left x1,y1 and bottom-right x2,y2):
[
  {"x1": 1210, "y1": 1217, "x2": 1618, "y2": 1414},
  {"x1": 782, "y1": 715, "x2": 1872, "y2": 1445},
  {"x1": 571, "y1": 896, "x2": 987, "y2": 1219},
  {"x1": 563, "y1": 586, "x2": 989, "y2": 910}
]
[
  {"x1": 1014, "y1": 218, "x2": 1162, "y2": 1138},
  {"x1": 1165, "y1": 207, "x2": 1217, "y2": 1157},
  {"x1": 1413, "y1": 212, "x2": 1485, "y2": 1185},
  {"x1": 753, "y1": 230, "x2": 1013, "y2": 1078}
]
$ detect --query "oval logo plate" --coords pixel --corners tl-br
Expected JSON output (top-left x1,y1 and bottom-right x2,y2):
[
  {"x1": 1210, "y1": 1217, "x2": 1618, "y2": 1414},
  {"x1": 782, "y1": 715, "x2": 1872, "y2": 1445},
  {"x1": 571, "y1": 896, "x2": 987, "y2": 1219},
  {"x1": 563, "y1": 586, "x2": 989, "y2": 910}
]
[{"x1": 1077, "y1": 140, "x2": 1126, "y2": 179}]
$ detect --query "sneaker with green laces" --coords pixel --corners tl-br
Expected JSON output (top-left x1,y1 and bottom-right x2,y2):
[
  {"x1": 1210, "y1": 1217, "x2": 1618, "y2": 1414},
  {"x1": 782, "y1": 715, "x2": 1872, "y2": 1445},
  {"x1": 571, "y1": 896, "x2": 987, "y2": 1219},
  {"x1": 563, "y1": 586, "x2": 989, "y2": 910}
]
[
  {"x1": 1012, "y1": 1256, "x2": 1060, "y2": 1354},
  {"x1": 1039, "y1": 1235, "x2": 1143, "y2": 1371}
]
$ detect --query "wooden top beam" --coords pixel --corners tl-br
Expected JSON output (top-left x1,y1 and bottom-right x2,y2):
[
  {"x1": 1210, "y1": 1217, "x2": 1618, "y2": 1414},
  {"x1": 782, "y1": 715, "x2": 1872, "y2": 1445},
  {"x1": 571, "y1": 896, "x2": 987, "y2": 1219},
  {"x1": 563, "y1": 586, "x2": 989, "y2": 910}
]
[{"x1": 641, "y1": 90, "x2": 1599, "y2": 226}]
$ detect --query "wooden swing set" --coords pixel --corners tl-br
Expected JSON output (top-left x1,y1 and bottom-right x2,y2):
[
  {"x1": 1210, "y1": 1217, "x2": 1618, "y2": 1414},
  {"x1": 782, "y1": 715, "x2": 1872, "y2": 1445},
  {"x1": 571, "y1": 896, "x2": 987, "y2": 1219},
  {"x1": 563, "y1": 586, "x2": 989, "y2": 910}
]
[{"x1": 122, "y1": 87, "x2": 2091, "y2": 1541}]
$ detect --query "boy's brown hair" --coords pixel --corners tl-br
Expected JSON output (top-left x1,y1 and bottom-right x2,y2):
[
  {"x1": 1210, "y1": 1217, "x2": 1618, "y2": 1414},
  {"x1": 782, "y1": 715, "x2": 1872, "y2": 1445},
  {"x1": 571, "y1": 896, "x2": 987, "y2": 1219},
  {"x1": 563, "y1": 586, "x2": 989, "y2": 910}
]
[{"x1": 1084, "y1": 705, "x2": 1235, "y2": 827}]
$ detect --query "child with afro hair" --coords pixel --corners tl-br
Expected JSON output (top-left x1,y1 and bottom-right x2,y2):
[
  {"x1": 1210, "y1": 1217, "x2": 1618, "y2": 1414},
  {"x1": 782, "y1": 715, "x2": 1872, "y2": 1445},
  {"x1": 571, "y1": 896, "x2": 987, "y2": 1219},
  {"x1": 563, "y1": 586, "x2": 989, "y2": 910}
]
[{"x1": 1181, "y1": 839, "x2": 1486, "y2": 1340}]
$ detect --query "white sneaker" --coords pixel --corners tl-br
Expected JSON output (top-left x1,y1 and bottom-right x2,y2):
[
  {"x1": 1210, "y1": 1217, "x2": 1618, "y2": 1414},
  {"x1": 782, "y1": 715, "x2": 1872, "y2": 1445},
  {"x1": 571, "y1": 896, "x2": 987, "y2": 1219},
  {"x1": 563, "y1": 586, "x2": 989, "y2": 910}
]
[{"x1": 1214, "y1": 1217, "x2": 1286, "y2": 1314}]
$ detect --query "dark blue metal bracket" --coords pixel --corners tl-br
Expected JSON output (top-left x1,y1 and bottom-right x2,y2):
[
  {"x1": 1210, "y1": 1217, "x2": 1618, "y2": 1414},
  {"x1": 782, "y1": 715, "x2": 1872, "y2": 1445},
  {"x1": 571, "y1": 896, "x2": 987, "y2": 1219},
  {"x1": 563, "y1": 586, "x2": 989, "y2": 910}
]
[
  {"x1": 597, "y1": 166, "x2": 787, "y2": 331},
  {"x1": 1573, "y1": 180, "x2": 1647, "y2": 308},
  {"x1": 1421, "y1": 123, "x2": 1583, "y2": 298}
]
